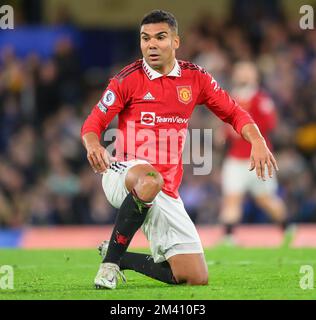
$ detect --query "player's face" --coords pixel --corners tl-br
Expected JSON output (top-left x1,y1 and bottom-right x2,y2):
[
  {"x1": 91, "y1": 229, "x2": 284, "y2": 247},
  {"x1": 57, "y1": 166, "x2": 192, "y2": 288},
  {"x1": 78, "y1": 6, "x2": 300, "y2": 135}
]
[
  {"x1": 140, "y1": 23, "x2": 179, "y2": 73},
  {"x1": 231, "y1": 62, "x2": 258, "y2": 108},
  {"x1": 232, "y1": 62, "x2": 258, "y2": 88}
]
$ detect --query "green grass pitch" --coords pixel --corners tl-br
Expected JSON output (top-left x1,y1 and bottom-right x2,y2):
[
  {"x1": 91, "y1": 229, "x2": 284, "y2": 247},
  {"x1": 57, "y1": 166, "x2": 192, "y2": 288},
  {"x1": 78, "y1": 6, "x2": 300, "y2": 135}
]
[{"x1": 0, "y1": 247, "x2": 315, "y2": 300}]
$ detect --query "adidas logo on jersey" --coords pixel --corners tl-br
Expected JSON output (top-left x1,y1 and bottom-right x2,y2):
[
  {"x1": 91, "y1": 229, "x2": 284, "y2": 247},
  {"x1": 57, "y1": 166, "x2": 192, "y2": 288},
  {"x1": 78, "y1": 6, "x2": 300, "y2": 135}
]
[{"x1": 143, "y1": 92, "x2": 155, "y2": 100}]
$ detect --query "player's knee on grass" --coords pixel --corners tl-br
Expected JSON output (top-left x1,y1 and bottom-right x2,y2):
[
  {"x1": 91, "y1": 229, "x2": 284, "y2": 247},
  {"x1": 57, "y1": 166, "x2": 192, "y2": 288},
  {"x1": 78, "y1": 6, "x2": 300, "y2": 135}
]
[
  {"x1": 168, "y1": 253, "x2": 208, "y2": 286},
  {"x1": 186, "y1": 274, "x2": 209, "y2": 286},
  {"x1": 173, "y1": 270, "x2": 209, "y2": 286}
]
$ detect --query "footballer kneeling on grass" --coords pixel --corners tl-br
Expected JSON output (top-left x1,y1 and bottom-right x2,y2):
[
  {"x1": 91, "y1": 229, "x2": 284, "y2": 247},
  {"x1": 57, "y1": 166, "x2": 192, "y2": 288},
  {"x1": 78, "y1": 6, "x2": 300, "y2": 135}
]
[{"x1": 81, "y1": 9, "x2": 279, "y2": 289}]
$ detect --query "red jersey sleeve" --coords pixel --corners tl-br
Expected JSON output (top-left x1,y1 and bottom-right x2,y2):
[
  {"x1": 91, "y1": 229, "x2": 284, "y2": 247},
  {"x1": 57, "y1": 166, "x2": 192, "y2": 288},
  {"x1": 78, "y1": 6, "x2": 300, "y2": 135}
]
[
  {"x1": 81, "y1": 78, "x2": 125, "y2": 139},
  {"x1": 197, "y1": 72, "x2": 254, "y2": 134}
]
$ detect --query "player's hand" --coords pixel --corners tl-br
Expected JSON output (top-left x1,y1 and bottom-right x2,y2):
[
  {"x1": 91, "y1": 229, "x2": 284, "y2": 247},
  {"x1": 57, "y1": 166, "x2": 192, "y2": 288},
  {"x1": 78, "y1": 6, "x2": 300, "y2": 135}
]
[
  {"x1": 86, "y1": 143, "x2": 115, "y2": 174},
  {"x1": 249, "y1": 138, "x2": 279, "y2": 181}
]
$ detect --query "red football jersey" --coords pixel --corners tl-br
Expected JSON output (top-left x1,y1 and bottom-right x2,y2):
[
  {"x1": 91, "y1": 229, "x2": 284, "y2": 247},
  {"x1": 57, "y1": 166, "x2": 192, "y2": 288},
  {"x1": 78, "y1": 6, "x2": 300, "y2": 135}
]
[
  {"x1": 227, "y1": 90, "x2": 277, "y2": 159},
  {"x1": 81, "y1": 58, "x2": 254, "y2": 198}
]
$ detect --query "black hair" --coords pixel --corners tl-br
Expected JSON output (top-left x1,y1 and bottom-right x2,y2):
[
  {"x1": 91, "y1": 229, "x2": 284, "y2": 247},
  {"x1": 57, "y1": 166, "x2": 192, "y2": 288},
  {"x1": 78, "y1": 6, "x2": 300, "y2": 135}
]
[{"x1": 140, "y1": 10, "x2": 178, "y2": 34}]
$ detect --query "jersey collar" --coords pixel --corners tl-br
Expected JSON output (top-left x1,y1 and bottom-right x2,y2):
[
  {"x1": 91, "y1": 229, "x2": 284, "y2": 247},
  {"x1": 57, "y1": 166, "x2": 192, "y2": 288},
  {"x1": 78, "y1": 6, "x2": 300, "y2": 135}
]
[{"x1": 142, "y1": 58, "x2": 181, "y2": 80}]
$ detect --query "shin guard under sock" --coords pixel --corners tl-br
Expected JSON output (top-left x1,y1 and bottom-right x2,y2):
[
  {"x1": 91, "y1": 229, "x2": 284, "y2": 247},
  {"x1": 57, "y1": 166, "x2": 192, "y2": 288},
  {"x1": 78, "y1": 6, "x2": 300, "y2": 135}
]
[{"x1": 103, "y1": 191, "x2": 152, "y2": 265}]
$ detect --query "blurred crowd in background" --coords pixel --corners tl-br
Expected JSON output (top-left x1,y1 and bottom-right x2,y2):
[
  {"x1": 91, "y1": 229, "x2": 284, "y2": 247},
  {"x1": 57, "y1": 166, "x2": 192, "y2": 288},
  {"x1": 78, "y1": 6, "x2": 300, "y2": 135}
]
[{"x1": 0, "y1": 2, "x2": 316, "y2": 228}]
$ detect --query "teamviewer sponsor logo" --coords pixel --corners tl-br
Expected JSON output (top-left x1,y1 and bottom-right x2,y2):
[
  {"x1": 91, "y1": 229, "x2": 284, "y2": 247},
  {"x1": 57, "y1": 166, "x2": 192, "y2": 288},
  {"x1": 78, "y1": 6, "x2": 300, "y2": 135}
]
[
  {"x1": 141, "y1": 112, "x2": 156, "y2": 126},
  {"x1": 156, "y1": 116, "x2": 189, "y2": 124},
  {"x1": 141, "y1": 112, "x2": 189, "y2": 126}
]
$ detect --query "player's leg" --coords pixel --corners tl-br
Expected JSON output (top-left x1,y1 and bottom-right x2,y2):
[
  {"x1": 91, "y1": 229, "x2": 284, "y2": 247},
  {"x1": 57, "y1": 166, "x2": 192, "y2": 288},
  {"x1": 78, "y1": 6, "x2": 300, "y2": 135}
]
[
  {"x1": 99, "y1": 190, "x2": 208, "y2": 286},
  {"x1": 140, "y1": 191, "x2": 207, "y2": 285},
  {"x1": 254, "y1": 194, "x2": 287, "y2": 225},
  {"x1": 220, "y1": 158, "x2": 247, "y2": 239},
  {"x1": 167, "y1": 253, "x2": 208, "y2": 285},
  {"x1": 113, "y1": 251, "x2": 208, "y2": 286},
  {"x1": 102, "y1": 162, "x2": 164, "y2": 265},
  {"x1": 251, "y1": 174, "x2": 287, "y2": 228},
  {"x1": 119, "y1": 252, "x2": 177, "y2": 284},
  {"x1": 98, "y1": 242, "x2": 207, "y2": 285},
  {"x1": 101, "y1": 251, "x2": 208, "y2": 286},
  {"x1": 125, "y1": 163, "x2": 164, "y2": 202},
  {"x1": 220, "y1": 193, "x2": 244, "y2": 237},
  {"x1": 98, "y1": 241, "x2": 177, "y2": 284},
  {"x1": 96, "y1": 161, "x2": 207, "y2": 287},
  {"x1": 95, "y1": 160, "x2": 164, "y2": 289}
]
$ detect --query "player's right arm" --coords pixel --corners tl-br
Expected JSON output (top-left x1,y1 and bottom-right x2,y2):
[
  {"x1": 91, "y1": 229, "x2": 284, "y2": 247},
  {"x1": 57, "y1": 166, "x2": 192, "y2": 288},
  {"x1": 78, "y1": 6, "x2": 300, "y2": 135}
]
[
  {"x1": 81, "y1": 78, "x2": 125, "y2": 173},
  {"x1": 82, "y1": 132, "x2": 112, "y2": 174}
]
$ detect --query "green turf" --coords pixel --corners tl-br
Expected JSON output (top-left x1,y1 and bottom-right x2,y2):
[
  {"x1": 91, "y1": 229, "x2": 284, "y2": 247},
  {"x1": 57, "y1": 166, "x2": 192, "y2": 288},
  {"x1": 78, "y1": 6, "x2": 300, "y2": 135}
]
[{"x1": 0, "y1": 247, "x2": 316, "y2": 300}]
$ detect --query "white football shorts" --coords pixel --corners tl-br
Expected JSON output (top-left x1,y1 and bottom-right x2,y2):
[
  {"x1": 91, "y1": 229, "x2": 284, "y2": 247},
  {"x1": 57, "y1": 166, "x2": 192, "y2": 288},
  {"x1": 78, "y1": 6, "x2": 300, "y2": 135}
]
[
  {"x1": 101, "y1": 159, "x2": 203, "y2": 263},
  {"x1": 222, "y1": 157, "x2": 278, "y2": 196}
]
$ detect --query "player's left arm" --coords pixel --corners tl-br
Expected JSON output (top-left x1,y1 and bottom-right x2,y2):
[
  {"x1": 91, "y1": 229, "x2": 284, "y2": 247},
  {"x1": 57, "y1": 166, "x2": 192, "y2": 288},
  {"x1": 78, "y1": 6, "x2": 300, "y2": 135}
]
[
  {"x1": 198, "y1": 70, "x2": 278, "y2": 180},
  {"x1": 241, "y1": 123, "x2": 278, "y2": 180}
]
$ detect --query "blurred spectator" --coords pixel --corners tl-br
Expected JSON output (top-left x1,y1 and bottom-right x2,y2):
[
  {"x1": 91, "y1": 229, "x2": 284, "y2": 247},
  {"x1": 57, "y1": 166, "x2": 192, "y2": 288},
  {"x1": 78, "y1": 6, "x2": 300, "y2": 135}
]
[
  {"x1": 53, "y1": 37, "x2": 81, "y2": 105},
  {"x1": 35, "y1": 59, "x2": 60, "y2": 122},
  {"x1": 217, "y1": 61, "x2": 287, "y2": 241}
]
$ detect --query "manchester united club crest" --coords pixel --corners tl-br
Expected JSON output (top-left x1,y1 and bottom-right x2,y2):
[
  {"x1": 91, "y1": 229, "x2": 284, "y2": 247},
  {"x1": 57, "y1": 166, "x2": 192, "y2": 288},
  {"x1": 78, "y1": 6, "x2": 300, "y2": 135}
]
[{"x1": 177, "y1": 86, "x2": 192, "y2": 104}]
